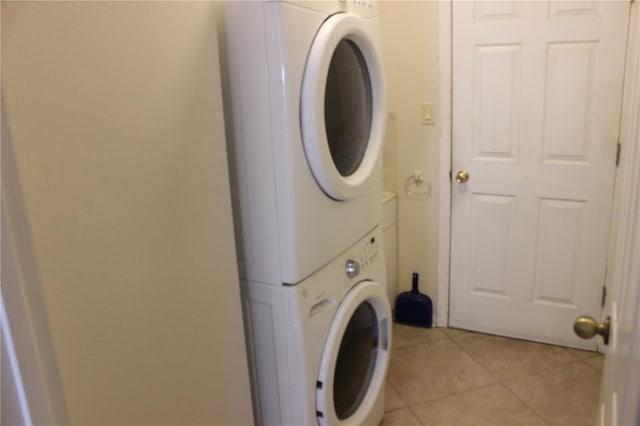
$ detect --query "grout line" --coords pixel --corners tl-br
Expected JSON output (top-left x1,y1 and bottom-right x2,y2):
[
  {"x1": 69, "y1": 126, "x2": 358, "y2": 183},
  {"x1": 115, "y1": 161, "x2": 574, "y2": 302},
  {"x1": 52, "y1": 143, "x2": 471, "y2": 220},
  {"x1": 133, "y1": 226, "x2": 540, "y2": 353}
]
[
  {"x1": 385, "y1": 379, "x2": 410, "y2": 412},
  {"x1": 383, "y1": 406, "x2": 409, "y2": 414},
  {"x1": 391, "y1": 328, "x2": 451, "y2": 351},
  {"x1": 382, "y1": 405, "x2": 426, "y2": 426},
  {"x1": 406, "y1": 405, "x2": 426, "y2": 426},
  {"x1": 402, "y1": 331, "x2": 504, "y2": 408},
  {"x1": 405, "y1": 382, "x2": 502, "y2": 409},
  {"x1": 500, "y1": 373, "x2": 552, "y2": 426},
  {"x1": 580, "y1": 357, "x2": 605, "y2": 375},
  {"x1": 391, "y1": 338, "x2": 448, "y2": 351},
  {"x1": 445, "y1": 331, "x2": 502, "y2": 384},
  {"x1": 384, "y1": 374, "x2": 426, "y2": 425},
  {"x1": 577, "y1": 351, "x2": 603, "y2": 361},
  {"x1": 388, "y1": 329, "x2": 501, "y2": 411}
]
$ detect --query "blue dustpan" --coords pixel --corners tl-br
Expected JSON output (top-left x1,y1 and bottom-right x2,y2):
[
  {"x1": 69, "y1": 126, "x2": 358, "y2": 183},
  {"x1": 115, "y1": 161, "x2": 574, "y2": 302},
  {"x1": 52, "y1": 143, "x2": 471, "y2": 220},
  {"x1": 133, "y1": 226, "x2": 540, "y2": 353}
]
[{"x1": 394, "y1": 273, "x2": 433, "y2": 328}]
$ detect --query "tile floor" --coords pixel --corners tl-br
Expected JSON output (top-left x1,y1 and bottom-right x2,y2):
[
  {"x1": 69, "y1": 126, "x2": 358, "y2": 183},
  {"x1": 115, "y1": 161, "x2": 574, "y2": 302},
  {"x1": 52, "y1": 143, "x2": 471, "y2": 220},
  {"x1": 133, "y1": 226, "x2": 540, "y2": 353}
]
[{"x1": 382, "y1": 324, "x2": 604, "y2": 426}]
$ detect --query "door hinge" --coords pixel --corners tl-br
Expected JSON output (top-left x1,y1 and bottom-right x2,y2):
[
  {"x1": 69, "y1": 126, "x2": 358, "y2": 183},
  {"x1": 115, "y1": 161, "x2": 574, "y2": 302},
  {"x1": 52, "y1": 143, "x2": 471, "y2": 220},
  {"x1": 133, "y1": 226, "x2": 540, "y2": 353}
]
[
  {"x1": 449, "y1": 170, "x2": 452, "y2": 182},
  {"x1": 601, "y1": 286, "x2": 607, "y2": 308},
  {"x1": 616, "y1": 142, "x2": 622, "y2": 167}
]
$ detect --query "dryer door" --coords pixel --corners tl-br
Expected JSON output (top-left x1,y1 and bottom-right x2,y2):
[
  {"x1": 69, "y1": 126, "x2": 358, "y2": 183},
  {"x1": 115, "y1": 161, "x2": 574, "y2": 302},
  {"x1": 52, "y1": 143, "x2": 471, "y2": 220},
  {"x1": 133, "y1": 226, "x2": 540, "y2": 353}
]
[
  {"x1": 301, "y1": 13, "x2": 386, "y2": 201},
  {"x1": 316, "y1": 280, "x2": 391, "y2": 425}
]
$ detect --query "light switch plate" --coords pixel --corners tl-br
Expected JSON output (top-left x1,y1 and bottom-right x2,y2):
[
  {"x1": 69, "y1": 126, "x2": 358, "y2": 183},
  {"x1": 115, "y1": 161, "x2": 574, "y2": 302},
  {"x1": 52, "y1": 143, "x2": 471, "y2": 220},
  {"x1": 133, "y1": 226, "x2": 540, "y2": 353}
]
[{"x1": 421, "y1": 103, "x2": 435, "y2": 126}]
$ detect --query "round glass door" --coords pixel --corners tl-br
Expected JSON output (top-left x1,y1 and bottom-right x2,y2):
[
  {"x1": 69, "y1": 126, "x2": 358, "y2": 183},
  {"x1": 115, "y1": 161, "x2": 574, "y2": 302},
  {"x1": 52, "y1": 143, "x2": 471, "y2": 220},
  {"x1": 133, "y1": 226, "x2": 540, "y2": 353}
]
[
  {"x1": 301, "y1": 13, "x2": 386, "y2": 201},
  {"x1": 316, "y1": 281, "x2": 391, "y2": 425},
  {"x1": 324, "y1": 39, "x2": 372, "y2": 178},
  {"x1": 333, "y1": 302, "x2": 378, "y2": 419}
]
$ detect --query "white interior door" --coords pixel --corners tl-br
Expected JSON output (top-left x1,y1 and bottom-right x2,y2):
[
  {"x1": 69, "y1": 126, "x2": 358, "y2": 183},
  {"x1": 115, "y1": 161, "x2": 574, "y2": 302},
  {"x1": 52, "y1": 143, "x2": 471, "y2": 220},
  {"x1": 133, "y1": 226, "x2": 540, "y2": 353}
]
[
  {"x1": 599, "y1": 174, "x2": 640, "y2": 426},
  {"x1": 599, "y1": 115, "x2": 640, "y2": 426},
  {"x1": 450, "y1": 0, "x2": 630, "y2": 348},
  {"x1": 600, "y1": 3, "x2": 640, "y2": 422}
]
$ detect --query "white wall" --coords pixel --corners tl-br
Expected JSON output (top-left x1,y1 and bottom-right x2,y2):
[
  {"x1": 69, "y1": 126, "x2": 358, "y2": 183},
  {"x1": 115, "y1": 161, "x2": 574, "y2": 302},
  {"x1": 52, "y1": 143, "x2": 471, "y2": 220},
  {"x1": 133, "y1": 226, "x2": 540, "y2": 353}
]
[
  {"x1": 1, "y1": 2, "x2": 253, "y2": 424},
  {"x1": 379, "y1": 2, "x2": 442, "y2": 314}
]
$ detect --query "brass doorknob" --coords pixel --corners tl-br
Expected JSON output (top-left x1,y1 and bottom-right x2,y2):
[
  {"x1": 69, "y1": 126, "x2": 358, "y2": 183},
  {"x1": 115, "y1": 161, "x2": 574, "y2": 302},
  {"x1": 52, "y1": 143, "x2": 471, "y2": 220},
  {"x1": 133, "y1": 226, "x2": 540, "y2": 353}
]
[
  {"x1": 573, "y1": 315, "x2": 610, "y2": 345},
  {"x1": 455, "y1": 170, "x2": 469, "y2": 183}
]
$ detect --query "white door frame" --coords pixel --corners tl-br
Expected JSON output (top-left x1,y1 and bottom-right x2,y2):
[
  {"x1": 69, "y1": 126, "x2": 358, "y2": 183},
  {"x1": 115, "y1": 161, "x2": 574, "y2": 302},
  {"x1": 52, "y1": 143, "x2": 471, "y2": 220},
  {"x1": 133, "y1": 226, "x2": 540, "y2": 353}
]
[
  {"x1": 437, "y1": 0, "x2": 640, "y2": 329},
  {"x1": 436, "y1": 1, "x2": 452, "y2": 327}
]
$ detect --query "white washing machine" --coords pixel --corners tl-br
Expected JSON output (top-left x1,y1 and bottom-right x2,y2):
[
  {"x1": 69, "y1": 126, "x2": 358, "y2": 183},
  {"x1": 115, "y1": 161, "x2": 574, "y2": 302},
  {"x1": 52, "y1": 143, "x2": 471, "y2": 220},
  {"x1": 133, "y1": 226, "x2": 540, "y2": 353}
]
[
  {"x1": 223, "y1": 0, "x2": 386, "y2": 286},
  {"x1": 244, "y1": 227, "x2": 392, "y2": 425}
]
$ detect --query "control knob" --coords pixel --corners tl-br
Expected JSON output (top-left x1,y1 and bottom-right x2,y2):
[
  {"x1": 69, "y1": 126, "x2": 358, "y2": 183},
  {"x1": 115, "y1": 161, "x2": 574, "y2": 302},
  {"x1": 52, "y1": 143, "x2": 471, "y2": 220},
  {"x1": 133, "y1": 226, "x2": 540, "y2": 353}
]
[{"x1": 345, "y1": 259, "x2": 360, "y2": 279}]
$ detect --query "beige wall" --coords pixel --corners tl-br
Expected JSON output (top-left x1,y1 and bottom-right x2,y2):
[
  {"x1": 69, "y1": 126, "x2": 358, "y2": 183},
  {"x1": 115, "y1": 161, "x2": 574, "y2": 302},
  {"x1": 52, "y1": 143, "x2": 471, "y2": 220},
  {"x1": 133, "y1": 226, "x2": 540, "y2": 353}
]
[
  {"x1": 2, "y1": 2, "x2": 253, "y2": 424},
  {"x1": 379, "y1": 1, "x2": 441, "y2": 312}
]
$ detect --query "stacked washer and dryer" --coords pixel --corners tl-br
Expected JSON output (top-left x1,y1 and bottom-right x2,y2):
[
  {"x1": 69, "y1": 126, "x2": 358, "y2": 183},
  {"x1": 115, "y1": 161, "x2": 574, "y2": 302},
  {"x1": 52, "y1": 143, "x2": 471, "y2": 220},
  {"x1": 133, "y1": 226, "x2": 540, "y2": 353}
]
[{"x1": 223, "y1": 1, "x2": 391, "y2": 425}]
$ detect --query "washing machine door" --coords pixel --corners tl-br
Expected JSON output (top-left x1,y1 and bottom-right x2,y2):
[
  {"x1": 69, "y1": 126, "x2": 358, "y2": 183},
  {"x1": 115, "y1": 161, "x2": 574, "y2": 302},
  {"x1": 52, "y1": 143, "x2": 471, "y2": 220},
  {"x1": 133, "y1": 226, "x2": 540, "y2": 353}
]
[
  {"x1": 301, "y1": 13, "x2": 386, "y2": 201},
  {"x1": 316, "y1": 280, "x2": 391, "y2": 425}
]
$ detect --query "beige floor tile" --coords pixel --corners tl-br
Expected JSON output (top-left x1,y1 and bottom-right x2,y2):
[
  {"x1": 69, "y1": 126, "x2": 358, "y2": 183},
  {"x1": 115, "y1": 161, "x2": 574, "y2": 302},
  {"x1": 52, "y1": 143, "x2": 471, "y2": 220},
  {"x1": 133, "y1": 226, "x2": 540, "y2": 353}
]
[
  {"x1": 380, "y1": 408, "x2": 423, "y2": 426},
  {"x1": 567, "y1": 348, "x2": 600, "y2": 360},
  {"x1": 584, "y1": 354, "x2": 605, "y2": 372},
  {"x1": 412, "y1": 384, "x2": 549, "y2": 426},
  {"x1": 504, "y1": 361, "x2": 601, "y2": 426},
  {"x1": 385, "y1": 381, "x2": 406, "y2": 412},
  {"x1": 392, "y1": 323, "x2": 448, "y2": 349},
  {"x1": 387, "y1": 338, "x2": 497, "y2": 406},
  {"x1": 451, "y1": 332, "x2": 580, "y2": 380},
  {"x1": 441, "y1": 327, "x2": 468, "y2": 338}
]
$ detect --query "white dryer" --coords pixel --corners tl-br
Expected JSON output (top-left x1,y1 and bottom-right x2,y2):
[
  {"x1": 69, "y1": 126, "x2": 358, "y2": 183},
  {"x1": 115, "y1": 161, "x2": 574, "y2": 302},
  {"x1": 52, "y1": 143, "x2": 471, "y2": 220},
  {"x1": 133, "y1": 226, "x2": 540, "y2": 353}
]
[
  {"x1": 223, "y1": 0, "x2": 386, "y2": 285},
  {"x1": 244, "y1": 227, "x2": 392, "y2": 425}
]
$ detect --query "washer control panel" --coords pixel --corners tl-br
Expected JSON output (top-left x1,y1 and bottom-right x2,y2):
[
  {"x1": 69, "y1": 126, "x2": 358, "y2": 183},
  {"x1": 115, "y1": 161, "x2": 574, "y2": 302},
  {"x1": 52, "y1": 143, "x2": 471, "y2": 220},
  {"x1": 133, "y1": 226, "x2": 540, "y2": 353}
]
[
  {"x1": 345, "y1": 235, "x2": 380, "y2": 279},
  {"x1": 345, "y1": 259, "x2": 360, "y2": 278},
  {"x1": 341, "y1": 0, "x2": 377, "y2": 17}
]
